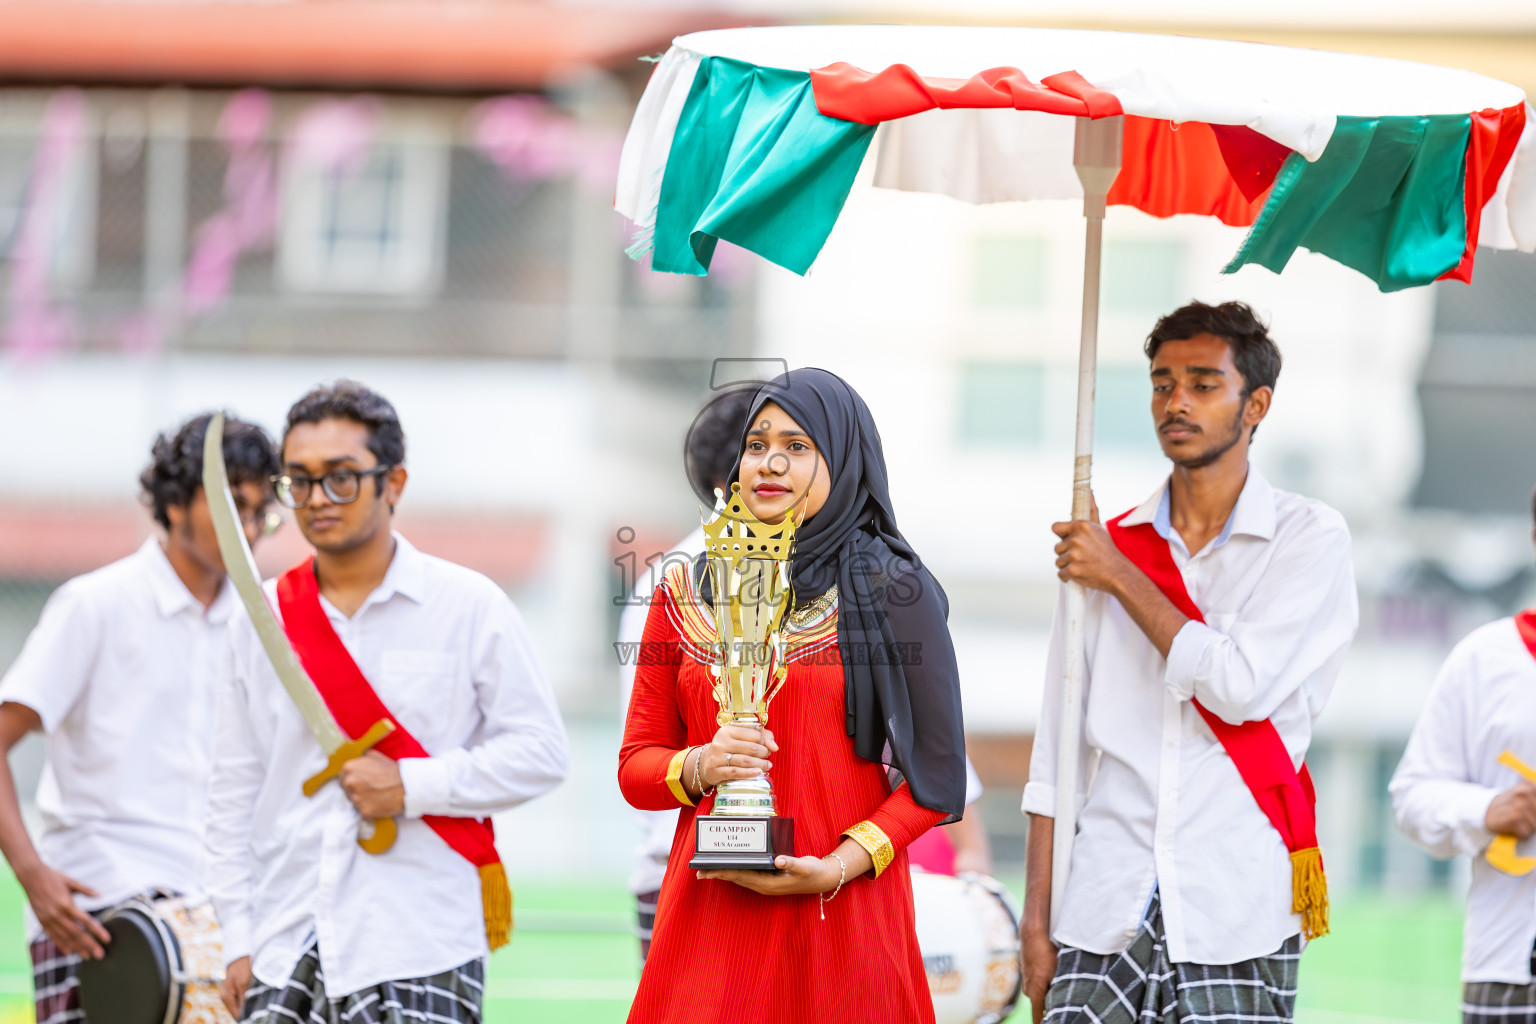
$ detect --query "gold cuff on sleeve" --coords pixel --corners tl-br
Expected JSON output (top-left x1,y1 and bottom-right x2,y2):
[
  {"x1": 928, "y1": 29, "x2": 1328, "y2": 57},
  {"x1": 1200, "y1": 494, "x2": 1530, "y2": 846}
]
[
  {"x1": 844, "y1": 820, "x2": 895, "y2": 877},
  {"x1": 665, "y1": 747, "x2": 695, "y2": 807}
]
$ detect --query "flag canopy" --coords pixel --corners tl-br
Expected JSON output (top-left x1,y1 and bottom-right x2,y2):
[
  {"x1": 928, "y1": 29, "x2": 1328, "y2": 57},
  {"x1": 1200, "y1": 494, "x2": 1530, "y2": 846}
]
[{"x1": 615, "y1": 25, "x2": 1534, "y2": 291}]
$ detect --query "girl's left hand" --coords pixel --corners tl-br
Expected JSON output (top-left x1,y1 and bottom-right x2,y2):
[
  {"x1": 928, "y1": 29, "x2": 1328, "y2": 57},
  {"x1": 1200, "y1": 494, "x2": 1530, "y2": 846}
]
[{"x1": 698, "y1": 854, "x2": 839, "y2": 896}]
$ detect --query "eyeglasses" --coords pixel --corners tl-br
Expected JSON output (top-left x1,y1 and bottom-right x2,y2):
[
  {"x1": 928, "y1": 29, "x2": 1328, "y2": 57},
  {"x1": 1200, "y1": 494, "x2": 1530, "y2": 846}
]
[{"x1": 272, "y1": 467, "x2": 393, "y2": 509}]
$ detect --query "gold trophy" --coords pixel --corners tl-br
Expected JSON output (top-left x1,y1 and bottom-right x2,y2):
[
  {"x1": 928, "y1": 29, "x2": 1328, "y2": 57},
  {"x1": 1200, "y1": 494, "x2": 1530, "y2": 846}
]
[{"x1": 689, "y1": 482, "x2": 797, "y2": 870}]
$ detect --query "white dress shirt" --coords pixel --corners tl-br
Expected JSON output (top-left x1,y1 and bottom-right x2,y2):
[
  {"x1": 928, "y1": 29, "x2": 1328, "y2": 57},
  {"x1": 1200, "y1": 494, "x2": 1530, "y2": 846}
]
[
  {"x1": 1390, "y1": 617, "x2": 1536, "y2": 983},
  {"x1": 206, "y1": 534, "x2": 569, "y2": 996},
  {"x1": 1024, "y1": 469, "x2": 1358, "y2": 964},
  {"x1": 0, "y1": 538, "x2": 236, "y2": 936}
]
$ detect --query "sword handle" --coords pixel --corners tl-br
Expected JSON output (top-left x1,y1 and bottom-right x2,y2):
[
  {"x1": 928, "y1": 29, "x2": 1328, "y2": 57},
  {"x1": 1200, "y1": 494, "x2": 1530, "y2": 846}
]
[
  {"x1": 302, "y1": 719, "x2": 397, "y2": 797},
  {"x1": 301, "y1": 719, "x2": 401, "y2": 857},
  {"x1": 1498, "y1": 749, "x2": 1536, "y2": 787},
  {"x1": 1486, "y1": 751, "x2": 1536, "y2": 876},
  {"x1": 357, "y1": 816, "x2": 398, "y2": 856}
]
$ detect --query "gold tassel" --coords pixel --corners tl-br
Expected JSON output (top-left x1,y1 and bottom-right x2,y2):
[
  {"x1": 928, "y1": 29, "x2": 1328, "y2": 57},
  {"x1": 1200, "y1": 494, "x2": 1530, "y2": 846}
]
[
  {"x1": 480, "y1": 862, "x2": 513, "y2": 951},
  {"x1": 1290, "y1": 846, "x2": 1329, "y2": 940}
]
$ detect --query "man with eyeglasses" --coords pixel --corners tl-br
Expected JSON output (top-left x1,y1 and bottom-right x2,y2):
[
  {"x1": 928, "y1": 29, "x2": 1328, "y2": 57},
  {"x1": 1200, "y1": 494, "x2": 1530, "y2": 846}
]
[
  {"x1": 0, "y1": 412, "x2": 279, "y2": 1024},
  {"x1": 207, "y1": 380, "x2": 568, "y2": 1024}
]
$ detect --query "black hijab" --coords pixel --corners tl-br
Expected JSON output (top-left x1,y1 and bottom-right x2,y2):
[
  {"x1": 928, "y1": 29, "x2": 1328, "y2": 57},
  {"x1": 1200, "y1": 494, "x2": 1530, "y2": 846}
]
[{"x1": 722, "y1": 368, "x2": 967, "y2": 819}]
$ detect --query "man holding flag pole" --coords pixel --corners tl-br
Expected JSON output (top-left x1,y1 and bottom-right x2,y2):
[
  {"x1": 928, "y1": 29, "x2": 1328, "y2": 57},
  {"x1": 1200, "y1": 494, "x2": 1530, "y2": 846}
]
[
  {"x1": 1021, "y1": 301, "x2": 1359, "y2": 1024},
  {"x1": 204, "y1": 381, "x2": 569, "y2": 1024}
]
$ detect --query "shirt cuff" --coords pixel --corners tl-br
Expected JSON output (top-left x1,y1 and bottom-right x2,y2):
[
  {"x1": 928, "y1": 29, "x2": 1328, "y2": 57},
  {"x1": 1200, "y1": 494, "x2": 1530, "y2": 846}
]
[
  {"x1": 1022, "y1": 781, "x2": 1055, "y2": 817},
  {"x1": 399, "y1": 756, "x2": 452, "y2": 819},
  {"x1": 1453, "y1": 785, "x2": 1501, "y2": 856},
  {"x1": 665, "y1": 748, "x2": 695, "y2": 808},
  {"x1": 1163, "y1": 620, "x2": 1218, "y2": 701},
  {"x1": 217, "y1": 912, "x2": 253, "y2": 966},
  {"x1": 844, "y1": 820, "x2": 895, "y2": 878}
]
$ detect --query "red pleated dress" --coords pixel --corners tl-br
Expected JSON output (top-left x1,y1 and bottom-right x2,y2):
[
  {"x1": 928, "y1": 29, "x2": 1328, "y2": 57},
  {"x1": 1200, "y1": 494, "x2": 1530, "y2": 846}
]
[{"x1": 619, "y1": 563, "x2": 943, "y2": 1024}]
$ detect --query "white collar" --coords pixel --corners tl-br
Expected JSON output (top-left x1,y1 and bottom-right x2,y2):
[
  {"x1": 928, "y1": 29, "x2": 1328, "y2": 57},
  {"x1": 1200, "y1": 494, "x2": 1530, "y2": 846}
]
[
  {"x1": 1119, "y1": 466, "x2": 1278, "y2": 551},
  {"x1": 317, "y1": 532, "x2": 427, "y2": 619},
  {"x1": 141, "y1": 537, "x2": 237, "y2": 623}
]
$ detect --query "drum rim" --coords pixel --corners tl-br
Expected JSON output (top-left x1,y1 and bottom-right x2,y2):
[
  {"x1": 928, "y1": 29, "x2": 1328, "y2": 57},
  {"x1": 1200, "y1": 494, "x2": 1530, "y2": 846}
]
[
  {"x1": 954, "y1": 872, "x2": 1025, "y2": 1024},
  {"x1": 95, "y1": 898, "x2": 187, "y2": 1024}
]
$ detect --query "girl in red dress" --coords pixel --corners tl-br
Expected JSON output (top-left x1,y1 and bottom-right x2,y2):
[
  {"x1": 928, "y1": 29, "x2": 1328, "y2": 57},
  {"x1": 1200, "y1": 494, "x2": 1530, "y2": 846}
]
[{"x1": 619, "y1": 368, "x2": 968, "y2": 1024}]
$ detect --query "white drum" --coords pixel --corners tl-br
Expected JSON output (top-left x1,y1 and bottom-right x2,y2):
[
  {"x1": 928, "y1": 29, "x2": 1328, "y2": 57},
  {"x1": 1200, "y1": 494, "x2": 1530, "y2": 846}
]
[{"x1": 912, "y1": 869, "x2": 1024, "y2": 1024}]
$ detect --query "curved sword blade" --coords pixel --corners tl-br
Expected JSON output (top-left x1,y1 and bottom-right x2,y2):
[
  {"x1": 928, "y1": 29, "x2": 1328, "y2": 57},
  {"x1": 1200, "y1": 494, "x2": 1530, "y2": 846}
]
[{"x1": 203, "y1": 412, "x2": 347, "y2": 755}]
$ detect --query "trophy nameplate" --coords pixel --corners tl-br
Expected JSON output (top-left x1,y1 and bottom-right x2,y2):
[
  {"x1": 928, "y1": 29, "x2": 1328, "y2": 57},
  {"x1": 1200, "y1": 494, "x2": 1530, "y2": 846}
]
[{"x1": 689, "y1": 483, "x2": 797, "y2": 872}]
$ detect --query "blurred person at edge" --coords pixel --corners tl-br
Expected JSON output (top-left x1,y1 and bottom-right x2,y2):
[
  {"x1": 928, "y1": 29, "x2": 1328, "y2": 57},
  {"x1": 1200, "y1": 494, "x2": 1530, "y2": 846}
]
[
  {"x1": 207, "y1": 381, "x2": 568, "y2": 1024},
  {"x1": 616, "y1": 390, "x2": 990, "y2": 963},
  {"x1": 1023, "y1": 302, "x2": 1358, "y2": 1024},
  {"x1": 0, "y1": 413, "x2": 280, "y2": 1024},
  {"x1": 1391, "y1": 489, "x2": 1536, "y2": 1024}
]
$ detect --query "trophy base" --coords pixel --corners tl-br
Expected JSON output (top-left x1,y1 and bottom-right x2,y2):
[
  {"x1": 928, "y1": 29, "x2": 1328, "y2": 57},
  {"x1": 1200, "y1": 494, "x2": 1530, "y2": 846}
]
[{"x1": 689, "y1": 815, "x2": 795, "y2": 871}]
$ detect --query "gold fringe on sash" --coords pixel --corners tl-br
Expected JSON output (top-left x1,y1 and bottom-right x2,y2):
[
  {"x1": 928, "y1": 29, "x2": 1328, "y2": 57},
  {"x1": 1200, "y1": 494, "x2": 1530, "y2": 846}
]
[
  {"x1": 480, "y1": 862, "x2": 513, "y2": 950},
  {"x1": 1289, "y1": 846, "x2": 1329, "y2": 940}
]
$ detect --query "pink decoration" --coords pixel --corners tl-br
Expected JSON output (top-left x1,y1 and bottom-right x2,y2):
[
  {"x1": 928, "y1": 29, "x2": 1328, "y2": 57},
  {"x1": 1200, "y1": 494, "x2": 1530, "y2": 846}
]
[
  {"x1": 4, "y1": 90, "x2": 86, "y2": 359},
  {"x1": 287, "y1": 96, "x2": 380, "y2": 176},
  {"x1": 471, "y1": 95, "x2": 622, "y2": 195},
  {"x1": 182, "y1": 89, "x2": 279, "y2": 320}
]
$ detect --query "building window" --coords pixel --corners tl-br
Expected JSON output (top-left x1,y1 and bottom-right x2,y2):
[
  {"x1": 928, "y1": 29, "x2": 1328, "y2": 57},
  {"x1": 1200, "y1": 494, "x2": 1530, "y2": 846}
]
[
  {"x1": 1103, "y1": 239, "x2": 1184, "y2": 313},
  {"x1": 279, "y1": 140, "x2": 447, "y2": 297},
  {"x1": 973, "y1": 237, "x2": 1046, "y2": 308},
  {"x1": 958, "y1": 361, "x2": 1043, "y2": 447}
]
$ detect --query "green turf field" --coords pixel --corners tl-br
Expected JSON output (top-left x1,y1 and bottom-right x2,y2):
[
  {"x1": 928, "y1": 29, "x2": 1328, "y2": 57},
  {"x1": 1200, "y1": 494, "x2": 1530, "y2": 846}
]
[{"x1": 0, "y1": 872, "x2": 1467, "y2": 1024}]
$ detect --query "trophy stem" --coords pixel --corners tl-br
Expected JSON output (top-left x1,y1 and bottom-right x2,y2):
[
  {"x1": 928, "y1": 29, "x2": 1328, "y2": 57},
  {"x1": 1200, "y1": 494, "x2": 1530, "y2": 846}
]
[{"x1": 711, "y1": 714, "x2": 776, "y2": 818}]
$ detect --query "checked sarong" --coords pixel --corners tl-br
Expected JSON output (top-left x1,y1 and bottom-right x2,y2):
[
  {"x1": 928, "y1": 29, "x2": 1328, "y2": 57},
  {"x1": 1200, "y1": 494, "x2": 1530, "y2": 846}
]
[
  {"x1": 241, "y1": 941, "x2": 485, "y2": 1024},
  {"x1": 1044, "y1": 889, "x2": 1302, "y2": 1024},
  {"x1": 1463, "y1": 947, "x2": 1536, "y2": 1024},
  {"x1": 29, "y1": 937, "x2": 83, "y2": 1024}
]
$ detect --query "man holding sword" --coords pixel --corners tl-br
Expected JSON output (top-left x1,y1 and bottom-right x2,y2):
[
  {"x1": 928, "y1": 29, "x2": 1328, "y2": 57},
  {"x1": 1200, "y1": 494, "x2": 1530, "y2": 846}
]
[
  {"x1": 1021, "y1": 302, "x2": 1358, "y2": 1024},
  {"x1": 205, "y1": 380, "x2": 568, "y2": 1024}
]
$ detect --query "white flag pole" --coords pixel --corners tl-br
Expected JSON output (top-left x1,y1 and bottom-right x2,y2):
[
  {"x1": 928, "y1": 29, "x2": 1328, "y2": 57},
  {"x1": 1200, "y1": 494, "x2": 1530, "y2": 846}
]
[{"x1": 1051, "y1": 115, "x2": 1123, "y2": 929}]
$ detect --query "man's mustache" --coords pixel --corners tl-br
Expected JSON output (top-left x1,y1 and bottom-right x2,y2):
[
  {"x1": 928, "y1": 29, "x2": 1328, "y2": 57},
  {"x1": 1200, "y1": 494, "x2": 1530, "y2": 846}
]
[{"x1": 1159, "y1": 418, "x2": 1200, "y2": 433}]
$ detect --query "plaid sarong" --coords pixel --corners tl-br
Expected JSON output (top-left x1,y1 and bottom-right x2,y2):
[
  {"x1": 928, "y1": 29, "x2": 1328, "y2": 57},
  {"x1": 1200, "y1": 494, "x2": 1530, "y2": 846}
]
[
  {"x1": 1045, "y1": 889, "x2": 1303, "y2": 1024},
  {"x1": 241, "y1": 942, "x2": 485, "y2": 1024},
  {"x1": 1464, "y1": 983, "x2": 1536, "y2": 1024},
  {"x1": 30, "y1": 937, "x2": 84, "y2": 1024},
  {"x1": 1463, "y1": 949, "x2": 1536, "y2": 1024}
]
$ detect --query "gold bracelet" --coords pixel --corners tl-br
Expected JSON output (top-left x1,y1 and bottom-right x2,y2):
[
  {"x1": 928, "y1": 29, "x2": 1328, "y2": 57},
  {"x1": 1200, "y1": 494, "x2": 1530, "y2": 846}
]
[{"x1": 819, "y1": 852, "x2": 846, "y2": 921}]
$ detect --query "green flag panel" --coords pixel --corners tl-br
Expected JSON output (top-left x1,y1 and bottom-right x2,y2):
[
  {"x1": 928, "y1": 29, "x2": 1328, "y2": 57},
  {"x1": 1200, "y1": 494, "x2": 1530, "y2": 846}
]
[
  {"x1": 651, "y1": 57, "x2": 877, "y2": 277},
  {"x1": 1225, "y1": 114, "x2": 1471, "y2": 292}
]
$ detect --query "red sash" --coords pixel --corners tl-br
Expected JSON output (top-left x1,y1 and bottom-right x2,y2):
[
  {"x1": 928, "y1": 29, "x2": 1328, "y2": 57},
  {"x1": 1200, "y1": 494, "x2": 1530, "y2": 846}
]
[
  {"x1": 276, "y1": 559, "x2": 512, "y2": 950},
  {"x1": 1514, "y1": 609, "x2": 1536, "y2": 658},
  {"x1": 1106, "y1": 510, "x2": 1329, "y2": 940}
]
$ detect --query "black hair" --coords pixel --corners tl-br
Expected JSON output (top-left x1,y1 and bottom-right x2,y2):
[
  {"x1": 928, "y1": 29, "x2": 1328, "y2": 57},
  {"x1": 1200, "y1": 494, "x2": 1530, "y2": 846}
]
[
  {"x1": 684, "y1": 389, "x2": 757, "y2": 505},
  {"x1": 139, "y1": 413, "x2": 279, "y2": 530},
  {"x1": 283, "y1": 380, "x2": 406, "y2": 476},
  {"x1": 1145, "y1": 300, "x2": 1282, "y2": 439}
]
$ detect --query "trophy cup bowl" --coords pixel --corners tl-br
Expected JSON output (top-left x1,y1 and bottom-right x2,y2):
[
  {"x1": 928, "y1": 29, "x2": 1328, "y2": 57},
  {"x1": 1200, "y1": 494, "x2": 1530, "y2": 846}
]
[{"x1": 689, "y1": 485, "x2": 797, "y2": 872}]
